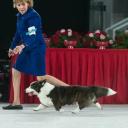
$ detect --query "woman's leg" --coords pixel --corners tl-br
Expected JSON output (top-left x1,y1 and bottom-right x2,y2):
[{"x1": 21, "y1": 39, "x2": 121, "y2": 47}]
[
  {"x1": 2, "y1": 68, "x2": 22, "y2": 109},
  {"x1": 37, "y1": 75, "x2": 69, "y2": 86},
  {"x1": 12, "y1": 68, "x2": 21, "y2": 105}
]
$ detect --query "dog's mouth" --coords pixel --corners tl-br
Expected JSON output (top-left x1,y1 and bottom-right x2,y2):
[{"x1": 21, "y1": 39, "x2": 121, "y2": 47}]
[
  {"x1": 28, "y1": 92, "x2": 34, "y2": 96},
  {"x1": 26, "y1": 88, "x2": 35, "y2": 96}
]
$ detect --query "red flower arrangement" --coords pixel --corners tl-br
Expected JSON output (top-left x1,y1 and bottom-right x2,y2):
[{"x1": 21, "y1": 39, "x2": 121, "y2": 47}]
[
  {"x1": 50, "y1": 29, "x2": 82, "y2": 48},
  {"x1": 83, "y1": 30, "x2": 113, "y2": 49}
]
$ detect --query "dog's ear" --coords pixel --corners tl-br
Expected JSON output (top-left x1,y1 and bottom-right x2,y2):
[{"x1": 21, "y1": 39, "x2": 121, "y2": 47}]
[
  {"x1": 30, "y1": 81, "x2": 44, "y2": 93},
  {"x1": 40, "y1": 79, "x2": 47, "y2": 85},
  {"x1": 30, "y1": 81, "x2": 38, "y2": 86}
]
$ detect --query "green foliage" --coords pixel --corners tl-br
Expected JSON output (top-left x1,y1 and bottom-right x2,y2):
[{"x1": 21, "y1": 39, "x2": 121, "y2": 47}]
[{"x1": 114, "y1": 30, "x2": 128, "y2": 48}]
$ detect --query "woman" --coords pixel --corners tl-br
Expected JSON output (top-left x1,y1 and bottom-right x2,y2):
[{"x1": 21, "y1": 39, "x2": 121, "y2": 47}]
[{"x1": 3, "y1": 0, "x2": 69, "y2": 110}]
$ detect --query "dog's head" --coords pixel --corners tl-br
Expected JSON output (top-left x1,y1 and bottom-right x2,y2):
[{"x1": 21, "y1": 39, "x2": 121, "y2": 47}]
[{"x1": 25, "y1": 80, "x2": 47, "y2": 96}]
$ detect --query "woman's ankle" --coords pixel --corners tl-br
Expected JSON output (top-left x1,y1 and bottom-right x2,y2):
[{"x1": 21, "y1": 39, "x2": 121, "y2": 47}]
[{"x1": 12, "y1": 102, "x2": 21, "y2": 105}]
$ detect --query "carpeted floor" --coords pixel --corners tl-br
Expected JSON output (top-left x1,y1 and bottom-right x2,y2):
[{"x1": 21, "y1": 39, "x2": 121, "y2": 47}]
[{"x1": 0, "y1": 104, "x2": 128, "y2": 128}]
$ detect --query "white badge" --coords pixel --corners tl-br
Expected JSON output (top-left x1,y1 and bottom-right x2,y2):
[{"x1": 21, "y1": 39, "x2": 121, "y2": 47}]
[{"x1": 27, "y1": 26, "x2": 37, "y2": 36}]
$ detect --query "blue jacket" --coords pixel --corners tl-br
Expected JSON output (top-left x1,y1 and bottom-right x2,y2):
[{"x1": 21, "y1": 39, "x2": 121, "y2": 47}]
[
  {"x1": 11, "y1": 8, "x2": 46, "y2": 76},
  {"x1": 10, "y1": 8, "x2": 45, "y2": 51}
]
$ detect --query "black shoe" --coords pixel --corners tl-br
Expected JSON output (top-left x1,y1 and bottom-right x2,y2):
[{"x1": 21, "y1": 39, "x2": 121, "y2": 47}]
[{"x1": 2, "y1": 104, "x2": 23, "y2": 110}]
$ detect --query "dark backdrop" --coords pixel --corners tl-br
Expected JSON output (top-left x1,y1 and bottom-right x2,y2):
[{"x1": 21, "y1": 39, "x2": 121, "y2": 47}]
[{"x1": 0, "y1": 0, "x2": 90, "y2": 59}]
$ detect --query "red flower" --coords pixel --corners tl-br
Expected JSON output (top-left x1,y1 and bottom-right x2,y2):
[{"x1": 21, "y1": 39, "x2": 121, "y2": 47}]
[
  {"x1": 50, "y1": 29, "x2": 81, "y2": 48},
  {"x1": 82, "y1": 30, "x2": 113, "y2": 48}
]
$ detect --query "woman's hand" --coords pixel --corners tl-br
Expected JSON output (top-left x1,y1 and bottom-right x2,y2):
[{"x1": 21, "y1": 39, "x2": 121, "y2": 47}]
[
  {"x1": 8, "y1": 49, "x2": 15, "y2": 58},
  {"x1": 8, "y1": 44, "x2": 25, "y2": 57},
  {"x1": 13, "y1": 44, "x2": 25, "y2": 54}
]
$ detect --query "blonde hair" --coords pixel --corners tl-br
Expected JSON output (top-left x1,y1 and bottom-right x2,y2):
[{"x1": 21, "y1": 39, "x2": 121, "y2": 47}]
[{"x1": 13, "y1": 0, "x2": 34, "y2": 8}]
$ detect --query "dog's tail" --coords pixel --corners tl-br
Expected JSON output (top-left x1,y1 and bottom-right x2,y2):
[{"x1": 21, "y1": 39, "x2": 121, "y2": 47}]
[
  {"x1": 91, "y1": 86, "x2": 117, "y2": 98},
  {"x1": 107, "y1": 88, "x2": 117, "y2": 96}
]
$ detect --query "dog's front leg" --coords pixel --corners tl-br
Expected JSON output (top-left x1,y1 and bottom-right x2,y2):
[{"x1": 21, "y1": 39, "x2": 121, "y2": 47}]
[
  {"x1": 33, "y1": 104, "x2": 47, "y2": 111},
  {"x1": 52, "y1": 102, "x2": 63, "y2": 112},
  {"x1": 53, "y1": 104, "x2": 64, "y2": 112}
]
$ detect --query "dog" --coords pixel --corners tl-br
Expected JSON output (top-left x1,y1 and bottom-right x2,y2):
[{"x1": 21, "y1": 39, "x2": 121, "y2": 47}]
[{"x1": 25, "y1": 80, "x2": 117, "y2": 113}]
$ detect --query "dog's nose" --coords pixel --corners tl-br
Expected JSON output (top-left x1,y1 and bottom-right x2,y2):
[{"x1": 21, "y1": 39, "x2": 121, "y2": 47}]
[{"x1": 25, "y1": 88, "x2": 29, "y2": 93}]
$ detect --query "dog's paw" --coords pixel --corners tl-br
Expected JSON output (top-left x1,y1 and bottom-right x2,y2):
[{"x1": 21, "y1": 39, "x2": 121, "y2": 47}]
[
  {"x1": 71, "y1": 107, "x2": 80, "y2": 114},
  {"x1": 59, "y1": 108, "x2": 65, "y2": 112},
  {"x1": 33, "y1": 104, "x2": 46, "y2": 111},
  {"x1": 33, "y1": 107, "x2": 40, "y2": 111},
  {"x1": 95, "y1": 102, "x2": 103, "y2": 110}
]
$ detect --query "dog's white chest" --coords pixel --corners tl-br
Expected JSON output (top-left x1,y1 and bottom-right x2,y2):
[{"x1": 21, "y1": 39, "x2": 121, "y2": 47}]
[
  {"x1": 38, "y1": 93, "x2": 53, "y2": 106},
  {"x1": 37, "y1": 83, "x2": 55, "y2": 106}
]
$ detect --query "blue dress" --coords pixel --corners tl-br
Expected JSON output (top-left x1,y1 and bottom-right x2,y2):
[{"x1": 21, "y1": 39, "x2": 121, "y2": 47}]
[{"x1": 10, "y1": 8, "x2": 46, "y2": 76}]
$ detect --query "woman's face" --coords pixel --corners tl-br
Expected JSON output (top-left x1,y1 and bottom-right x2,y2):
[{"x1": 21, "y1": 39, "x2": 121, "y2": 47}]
[{"x1": 16, "y1": 2, "x2": 29, "y2": 14}]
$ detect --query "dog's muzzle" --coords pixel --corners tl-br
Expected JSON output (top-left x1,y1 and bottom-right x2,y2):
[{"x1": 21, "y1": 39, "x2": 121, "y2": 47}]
[{"x1": 25, "y1": 88, "x2": 35, "y2": 96}]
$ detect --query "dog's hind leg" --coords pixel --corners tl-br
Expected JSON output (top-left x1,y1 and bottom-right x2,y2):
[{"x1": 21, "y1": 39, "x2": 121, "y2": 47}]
[
  {"x1": 95, "y1": 102, "x2": 103, "y2": 110},
  {"x1": 59, "y1": 108, "x2": 65, "y2": 112},
  {"x1": 33, "y1": 104, "x2": 47, "y2": 111},
  {"x1": 72, "y1": 100, "x2": 90, "y2": 114},
  {"x1": 72, "y1": 102, "x2": 80, "y2": 114},
  {"x1": 93, "y1": 100, "x2": 103, "y2": 110},
  {"x1": 73, "y1": 100, "x2": 93, "y2": 113}
]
